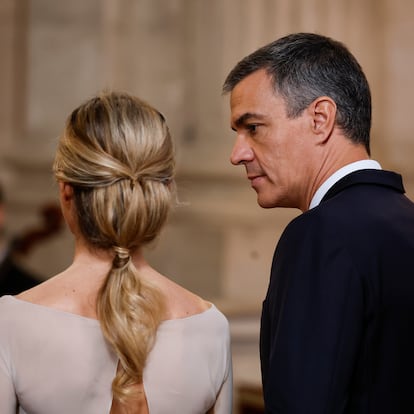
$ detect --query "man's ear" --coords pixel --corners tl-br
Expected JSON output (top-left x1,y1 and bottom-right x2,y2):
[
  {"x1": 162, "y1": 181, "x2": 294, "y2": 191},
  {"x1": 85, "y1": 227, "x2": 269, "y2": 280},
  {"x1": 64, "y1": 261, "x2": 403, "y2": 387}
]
[{"x1": 308, "y1": 96, "x2": 337, "y2": 144}]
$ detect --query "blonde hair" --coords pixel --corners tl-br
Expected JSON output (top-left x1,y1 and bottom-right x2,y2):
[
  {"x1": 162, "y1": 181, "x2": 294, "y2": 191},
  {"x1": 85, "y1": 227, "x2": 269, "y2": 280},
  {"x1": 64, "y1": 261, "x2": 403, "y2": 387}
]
[{"x1": 53, "y1": 91, "x2": 175, "y2": 402}]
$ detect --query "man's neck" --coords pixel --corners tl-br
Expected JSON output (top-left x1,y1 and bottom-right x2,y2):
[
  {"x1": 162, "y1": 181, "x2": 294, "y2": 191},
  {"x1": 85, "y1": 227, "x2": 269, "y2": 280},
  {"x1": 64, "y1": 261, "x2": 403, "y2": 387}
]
[{"x1": 308, "y1": 159, "x2": 381, "y2": 210}]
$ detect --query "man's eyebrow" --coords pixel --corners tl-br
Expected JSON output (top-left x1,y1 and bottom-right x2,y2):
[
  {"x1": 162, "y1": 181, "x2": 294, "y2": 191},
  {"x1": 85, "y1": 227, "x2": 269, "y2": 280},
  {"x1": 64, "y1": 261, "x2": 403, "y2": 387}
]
[{"x1": 232, "y1": 112, "x2": 265, "y2": 130}]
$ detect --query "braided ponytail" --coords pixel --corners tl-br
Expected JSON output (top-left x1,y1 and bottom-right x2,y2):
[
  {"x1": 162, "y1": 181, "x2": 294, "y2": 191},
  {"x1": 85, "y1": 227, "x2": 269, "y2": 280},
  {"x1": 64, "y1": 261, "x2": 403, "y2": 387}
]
[
  {"x1": 98, "y1": 244, "x2": 165, "y2": 399},
  {"x1": 53, "y1": 91, "x2": 175, "y2": 402}
]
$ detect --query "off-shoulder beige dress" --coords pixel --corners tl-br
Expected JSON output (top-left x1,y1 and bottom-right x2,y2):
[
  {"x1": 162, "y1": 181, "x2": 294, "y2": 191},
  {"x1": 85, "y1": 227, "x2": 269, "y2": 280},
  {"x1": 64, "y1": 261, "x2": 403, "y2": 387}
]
[{"x1": 0, "y1": 295, "x2": 232, "y2": 413}]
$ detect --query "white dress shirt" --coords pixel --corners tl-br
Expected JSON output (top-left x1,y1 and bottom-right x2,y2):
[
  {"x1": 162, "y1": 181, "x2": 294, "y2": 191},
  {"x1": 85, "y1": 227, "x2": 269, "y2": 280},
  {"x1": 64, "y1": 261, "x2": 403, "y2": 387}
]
[{"x1": 309, "y1": 160, "x2": 382, "y2": 210}]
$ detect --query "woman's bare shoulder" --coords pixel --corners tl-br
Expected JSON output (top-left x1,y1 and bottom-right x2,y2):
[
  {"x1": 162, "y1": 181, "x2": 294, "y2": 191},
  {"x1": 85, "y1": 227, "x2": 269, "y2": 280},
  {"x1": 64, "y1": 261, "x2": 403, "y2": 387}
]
[
  {"x1": 15, "y1": 271, "x2": 99, "y2": 319},
  {"x1": 16, "y1": 275, "x2": 59, "y2": 304},
  {"x1": 156, "y1": 275, "x2": 211, "y2": 321}
]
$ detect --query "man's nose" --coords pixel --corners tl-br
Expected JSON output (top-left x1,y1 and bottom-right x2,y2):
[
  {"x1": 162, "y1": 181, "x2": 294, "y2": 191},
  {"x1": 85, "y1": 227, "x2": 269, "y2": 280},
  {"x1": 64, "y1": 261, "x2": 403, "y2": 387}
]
[{"x1": 230, "y1": 136, "x2": 254, "y2": 165}]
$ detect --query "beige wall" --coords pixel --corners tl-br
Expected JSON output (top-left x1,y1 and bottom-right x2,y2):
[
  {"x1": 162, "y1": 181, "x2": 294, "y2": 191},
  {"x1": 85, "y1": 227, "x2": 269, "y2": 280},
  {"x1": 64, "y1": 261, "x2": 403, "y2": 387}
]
[{"x1": 1, "y1": 0, "x2": 414, "y2": 402}]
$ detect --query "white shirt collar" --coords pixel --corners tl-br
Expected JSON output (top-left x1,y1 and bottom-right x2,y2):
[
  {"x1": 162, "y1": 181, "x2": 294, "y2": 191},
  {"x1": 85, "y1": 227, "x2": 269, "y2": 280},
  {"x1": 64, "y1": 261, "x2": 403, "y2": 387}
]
[{"x1": 308, "y1": 159, "x2": 382, "y2": 210}]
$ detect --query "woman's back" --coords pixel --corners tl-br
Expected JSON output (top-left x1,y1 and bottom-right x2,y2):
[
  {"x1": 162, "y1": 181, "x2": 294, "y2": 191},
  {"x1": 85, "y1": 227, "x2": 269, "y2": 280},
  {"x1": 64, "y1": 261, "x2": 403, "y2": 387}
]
[{"x1": 0, "y1": 294, "x2": 232, "y2": 413}]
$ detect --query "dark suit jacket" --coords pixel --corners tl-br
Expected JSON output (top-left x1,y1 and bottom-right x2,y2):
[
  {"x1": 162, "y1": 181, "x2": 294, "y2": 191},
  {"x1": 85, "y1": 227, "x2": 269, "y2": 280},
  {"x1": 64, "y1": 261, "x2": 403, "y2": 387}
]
[{"x1": 260, "y1": 169, "x2": 414, "y2": 413}]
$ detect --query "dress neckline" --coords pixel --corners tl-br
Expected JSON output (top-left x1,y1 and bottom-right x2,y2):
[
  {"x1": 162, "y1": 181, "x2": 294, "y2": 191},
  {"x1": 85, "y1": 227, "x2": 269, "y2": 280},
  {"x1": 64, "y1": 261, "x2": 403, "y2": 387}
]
[{"x1": 3, "y1": 295, "x2": 215, "y2": 325}]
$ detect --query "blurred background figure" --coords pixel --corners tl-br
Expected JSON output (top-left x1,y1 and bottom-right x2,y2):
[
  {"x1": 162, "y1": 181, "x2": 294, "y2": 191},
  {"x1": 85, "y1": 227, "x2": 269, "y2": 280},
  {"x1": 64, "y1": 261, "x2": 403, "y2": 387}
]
[
  {"x1": 0, "y1": 182, "x2": 39, "y2": 295},
  {"x1": 0, "y1": 182, "x2": 63, "y2": 296}
]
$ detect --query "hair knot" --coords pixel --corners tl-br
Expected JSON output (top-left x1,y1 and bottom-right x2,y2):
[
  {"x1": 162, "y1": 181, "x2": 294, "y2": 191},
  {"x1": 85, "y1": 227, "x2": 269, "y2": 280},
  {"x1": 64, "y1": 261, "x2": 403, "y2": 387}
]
[{"x1": 113, "y1": 246, "x2": 130, "y2": 268}]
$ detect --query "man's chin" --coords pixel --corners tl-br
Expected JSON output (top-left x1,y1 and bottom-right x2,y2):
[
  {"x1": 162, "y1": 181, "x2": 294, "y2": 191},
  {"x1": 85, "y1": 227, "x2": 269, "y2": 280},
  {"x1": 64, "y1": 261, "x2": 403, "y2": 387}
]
[
  {"x1": 256, "y1": 196, "x2": 278, "y2": 209},
  {"x1": 256, "y1": 193, "x2": 293, "y2": 209}
]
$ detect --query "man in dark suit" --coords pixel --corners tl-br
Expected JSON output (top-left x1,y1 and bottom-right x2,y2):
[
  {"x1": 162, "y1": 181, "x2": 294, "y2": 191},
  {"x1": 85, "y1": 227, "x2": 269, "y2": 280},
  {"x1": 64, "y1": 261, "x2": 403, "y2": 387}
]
[{"x1": 223, "y1": 32, "x2": 414, "y2": 413}]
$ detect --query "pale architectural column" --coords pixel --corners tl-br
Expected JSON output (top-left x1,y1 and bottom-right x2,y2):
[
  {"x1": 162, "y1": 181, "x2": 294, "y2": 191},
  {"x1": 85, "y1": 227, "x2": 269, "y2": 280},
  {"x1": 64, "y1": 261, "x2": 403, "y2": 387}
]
[
  {"x1": 27, "y1": 0, "x2": 103, "y2": 142},
  {"x1": 382, "y1": 0, "x2": 414, "y2": 198},
  {"x1": 342, "y1": 0, "x2": 388, "y2": 164},
  {"x1": 0, "y1": 0, "x2": 28, "y2": 180},
  {"x1": 5, "y1": 0, "x2": 104, "y2": 279},
  {"x1": 101, "y1": 0, "x2": 187, "y2": 142}
]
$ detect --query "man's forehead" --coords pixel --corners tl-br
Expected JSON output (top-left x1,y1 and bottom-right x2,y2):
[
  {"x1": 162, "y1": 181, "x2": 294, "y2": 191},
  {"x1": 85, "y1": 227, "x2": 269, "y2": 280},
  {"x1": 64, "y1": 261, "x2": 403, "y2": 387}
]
[
  {"x1": 230, "y1": 75, "x2": 285, "y2": 123},
  {"x1": 231, "y1": 69, "x2": 272, "y2": 97},
  {"x1": 230, "y1": 70, "x2": 282, "y2": 110}
]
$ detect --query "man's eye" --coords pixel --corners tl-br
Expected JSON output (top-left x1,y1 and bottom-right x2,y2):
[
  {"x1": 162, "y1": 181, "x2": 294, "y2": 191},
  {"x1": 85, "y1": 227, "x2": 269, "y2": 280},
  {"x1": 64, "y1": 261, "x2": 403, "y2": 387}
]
[{"x1": 247, "y1": 124, "x2": 258, "y2": 133}]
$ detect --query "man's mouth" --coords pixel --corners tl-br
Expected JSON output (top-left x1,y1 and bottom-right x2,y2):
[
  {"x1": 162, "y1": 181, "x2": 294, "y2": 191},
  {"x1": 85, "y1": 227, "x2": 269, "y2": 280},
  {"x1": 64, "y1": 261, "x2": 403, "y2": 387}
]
[{"x1": 248, "y1": 174, "x2": 265, "y2": 187}]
